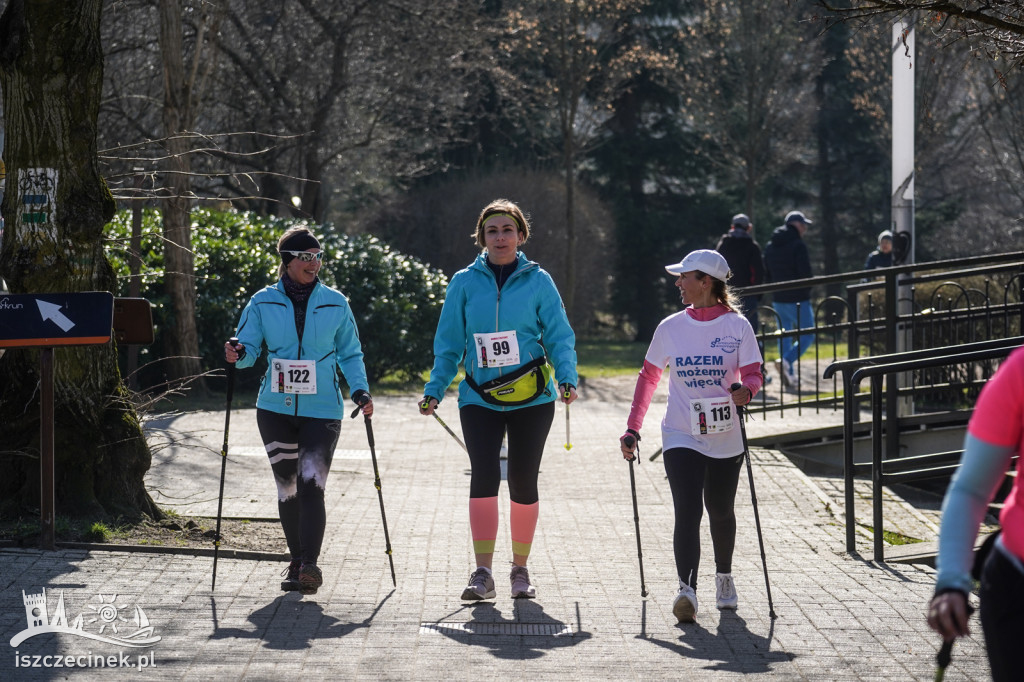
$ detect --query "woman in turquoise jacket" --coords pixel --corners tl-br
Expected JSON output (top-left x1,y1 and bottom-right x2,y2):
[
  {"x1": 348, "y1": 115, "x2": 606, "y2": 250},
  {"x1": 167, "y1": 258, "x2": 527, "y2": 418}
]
[
  {"x1": 225, "y1": 226, "x2": 373, "y2": 596},
  {"x1": 419, "y1": 198, "x2": 578, "y2": 602}
]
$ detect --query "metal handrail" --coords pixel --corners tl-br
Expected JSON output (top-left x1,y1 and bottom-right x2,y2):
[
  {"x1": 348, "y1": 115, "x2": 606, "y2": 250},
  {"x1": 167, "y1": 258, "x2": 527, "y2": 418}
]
[
  {"x1": 737, "y1": 250, "x2": 1024, "y2": 298},
  {"x1": 838, "y1": 344, "x2": 1020, "y2": 561},
  {"x1": 824, "y1": 337, "x2": 1023, "y2": 555},
  {"x1": 736, "y1": 253, "x2": 1023, "y2": 420}
]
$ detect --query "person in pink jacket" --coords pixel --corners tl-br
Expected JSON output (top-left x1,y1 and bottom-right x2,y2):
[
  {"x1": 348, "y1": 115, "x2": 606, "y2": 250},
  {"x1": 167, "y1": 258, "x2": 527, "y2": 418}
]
[
  {"x1": 928, "y1": 346, "x2": 1024, "y2": 682},
  {"x1": 619, "y1": 249, "x2": 763, "y2": 623}
]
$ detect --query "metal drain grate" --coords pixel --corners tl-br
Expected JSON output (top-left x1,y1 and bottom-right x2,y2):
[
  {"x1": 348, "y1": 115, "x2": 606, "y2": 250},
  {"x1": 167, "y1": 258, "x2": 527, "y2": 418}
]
[
  {"x1": 420, "y1": 622, "x2": 573, "y2": 637},
  {"x1": 231, "y1": 447, "x2": 371, "y2": 460}
]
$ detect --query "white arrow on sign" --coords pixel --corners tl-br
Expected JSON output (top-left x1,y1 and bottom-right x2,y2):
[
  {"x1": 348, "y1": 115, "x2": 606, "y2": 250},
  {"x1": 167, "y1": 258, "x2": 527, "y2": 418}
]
[{"x1": 36, "y1": 300, "x2": 75, "y2": 332}]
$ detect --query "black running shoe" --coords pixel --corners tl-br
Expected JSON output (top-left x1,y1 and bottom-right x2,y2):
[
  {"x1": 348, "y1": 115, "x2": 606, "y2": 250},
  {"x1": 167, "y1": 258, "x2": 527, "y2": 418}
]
[
  {"x1": 299, "y1": 563, "x2": 323, "y2": 595},
  {"x1": 281, "y1": 559, "x2": 301, "y2": 591}
]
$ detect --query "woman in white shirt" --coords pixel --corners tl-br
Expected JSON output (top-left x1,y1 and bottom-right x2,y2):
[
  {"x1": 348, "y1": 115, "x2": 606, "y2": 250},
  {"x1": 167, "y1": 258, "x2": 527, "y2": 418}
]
[{"x1": 619, "y1": 249, "x2": 763, "y2": 623}]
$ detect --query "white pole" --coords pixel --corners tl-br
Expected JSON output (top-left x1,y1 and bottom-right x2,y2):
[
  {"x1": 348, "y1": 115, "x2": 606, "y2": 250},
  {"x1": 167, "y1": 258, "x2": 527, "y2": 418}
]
[
  {"x1": 892, "y1": 16, "x2": 915, "y2": 266},
  {"x1": 892, "y1": 16, "x2": 915, "y2": 416}
]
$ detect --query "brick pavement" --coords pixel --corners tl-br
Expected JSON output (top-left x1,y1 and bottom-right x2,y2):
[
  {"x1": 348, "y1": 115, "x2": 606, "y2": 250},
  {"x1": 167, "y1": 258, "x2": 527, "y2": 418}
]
[{"x1": 0, "y1": 386, "x2": 990, "y2": 680}]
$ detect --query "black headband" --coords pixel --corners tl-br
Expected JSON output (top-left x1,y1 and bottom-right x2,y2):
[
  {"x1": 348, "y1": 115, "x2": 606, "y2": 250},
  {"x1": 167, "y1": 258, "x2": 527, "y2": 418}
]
[{"x1": 279, "y1": 232, "x2": 321, "y2": 264}]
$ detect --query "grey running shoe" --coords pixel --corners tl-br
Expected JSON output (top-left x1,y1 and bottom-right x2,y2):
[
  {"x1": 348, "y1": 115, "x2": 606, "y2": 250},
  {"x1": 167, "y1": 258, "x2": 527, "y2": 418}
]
[
  {"x1": 510, "y1": 565, "x2": 536, "y2": 599},
  {"x1": 673, "y1": 584, "x2": 698, "y2": 623},
  {"x1": 281, "y1": 559, "x2": 302, "y2": 591},
  {"x1": 299, "y1": 563, "x2": 323, "y2": 595},
  {"x1": 715, "y1": 572, "x2": 738, "y2": 610},
  {"x1": 461, "y1": 568, "x2": 496, "y2": 601}
]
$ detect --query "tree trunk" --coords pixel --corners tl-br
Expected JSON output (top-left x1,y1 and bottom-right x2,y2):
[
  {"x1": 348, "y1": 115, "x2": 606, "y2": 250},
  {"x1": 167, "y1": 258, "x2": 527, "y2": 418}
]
[
  {"x1": 0, "y1": 0, "x2": 158, "y2": 520},
  {"x1": 562, "y1": 141, "x2": 577, "y2": 321},
  {"x1": 158, "y1": 0, "x2": 203, "y2": 386}
]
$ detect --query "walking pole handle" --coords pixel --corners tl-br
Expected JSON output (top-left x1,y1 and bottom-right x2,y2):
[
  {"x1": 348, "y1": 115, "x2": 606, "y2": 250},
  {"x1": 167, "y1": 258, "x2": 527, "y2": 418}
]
[
  {"x1": 350, "y1": 391, "x2": 371, "y2": 419},
  {"x1": 623, "y1": 432, "x2": 640, "y2": 462}
]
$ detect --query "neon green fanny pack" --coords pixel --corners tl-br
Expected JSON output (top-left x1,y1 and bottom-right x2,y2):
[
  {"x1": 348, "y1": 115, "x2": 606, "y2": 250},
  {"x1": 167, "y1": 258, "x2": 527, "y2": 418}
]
[{"x1": 464, "y1": 357, "x2": 553, "y2": 406}]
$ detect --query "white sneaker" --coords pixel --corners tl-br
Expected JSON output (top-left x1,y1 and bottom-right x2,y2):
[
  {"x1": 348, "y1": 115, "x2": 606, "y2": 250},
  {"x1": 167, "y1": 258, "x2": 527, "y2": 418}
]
[
  {"x1": 715, "y1": 572, "x2": 738, "y2": 610},
  {"x1": 672, "y1": 584, "x2": 698, "y2": 622}
]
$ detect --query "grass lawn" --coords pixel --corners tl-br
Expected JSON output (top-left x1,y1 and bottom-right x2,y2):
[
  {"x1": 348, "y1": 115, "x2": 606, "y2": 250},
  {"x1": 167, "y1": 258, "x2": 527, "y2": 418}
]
[{"x1": 575, "y1": 340, "x2": 647, "y2": 378}]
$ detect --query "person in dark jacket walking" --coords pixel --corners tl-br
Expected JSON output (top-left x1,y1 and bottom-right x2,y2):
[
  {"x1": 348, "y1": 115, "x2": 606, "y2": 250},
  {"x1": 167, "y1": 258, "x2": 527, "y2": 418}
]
[
  {"x1": 763, "y1": 210, "x2": 814, "y2": 387},
  {"x1": 716, "y1": 213, "x2": 765, "y2": 335}
]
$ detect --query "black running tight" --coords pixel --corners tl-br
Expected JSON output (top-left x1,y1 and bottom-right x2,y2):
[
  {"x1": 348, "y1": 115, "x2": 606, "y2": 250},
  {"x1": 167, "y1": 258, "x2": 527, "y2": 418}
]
[
  {"x1": 662, "y1": 447, "x2": 743, "y2": 589},
  {"x1": 460, "y1": 402, "x2": 554, "y2": 504},
  {"x1": 256, "y1": 408, "x2": 341, "y2": 564}
]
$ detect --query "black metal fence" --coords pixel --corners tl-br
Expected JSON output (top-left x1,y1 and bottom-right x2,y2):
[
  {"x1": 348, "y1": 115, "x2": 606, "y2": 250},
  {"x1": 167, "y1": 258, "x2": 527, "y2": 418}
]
[
  {"x1": 823, "y1": 338, "x2": 1023, "y2": 560},
  {"x1": 737, "y1": 251, "x2": 1024, "y2": 418},
  {"x1": 733, "y1": 252, "x2": 1024, "y2": 560}
]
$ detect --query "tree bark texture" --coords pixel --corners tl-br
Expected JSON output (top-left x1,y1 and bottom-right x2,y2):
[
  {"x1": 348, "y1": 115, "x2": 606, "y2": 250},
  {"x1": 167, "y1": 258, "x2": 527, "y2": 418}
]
[
  {"x1": 158, "y1": 0, "x2": 203, "y2": 384},
  {"x1": 0, "y1": 0, "x2": 157, "y2": 519}
]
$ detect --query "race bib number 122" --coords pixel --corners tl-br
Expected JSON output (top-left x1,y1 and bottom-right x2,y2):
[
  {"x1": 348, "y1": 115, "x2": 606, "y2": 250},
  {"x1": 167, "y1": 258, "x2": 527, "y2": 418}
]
[{"x1": 271, "y1": 359, "x2": 317, "y2": 394}]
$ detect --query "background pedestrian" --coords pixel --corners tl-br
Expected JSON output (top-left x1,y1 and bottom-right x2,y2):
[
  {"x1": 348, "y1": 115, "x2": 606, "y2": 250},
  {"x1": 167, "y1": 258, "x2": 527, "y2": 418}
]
[{"x1": 763, "y1": 210, "x2": 814, "y2": 387}]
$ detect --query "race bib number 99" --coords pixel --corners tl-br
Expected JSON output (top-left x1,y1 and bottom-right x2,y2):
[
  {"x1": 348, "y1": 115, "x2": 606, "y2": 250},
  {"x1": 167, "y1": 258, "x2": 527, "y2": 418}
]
[
  {"x1": 271, "y1": 359, "x2": 317, "y2": 394},
  {"x1": 689, "y1": 397, "x2": 734, "y2": 435},
  {"x1": 474, "y1": 330, "x2": 520, "y2": 368}
]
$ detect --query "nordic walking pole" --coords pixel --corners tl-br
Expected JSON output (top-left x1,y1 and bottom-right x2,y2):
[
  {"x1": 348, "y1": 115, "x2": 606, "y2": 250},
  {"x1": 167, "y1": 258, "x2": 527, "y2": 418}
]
[
  {"x1": 563, "y1": 388, "x2": 573, "y2": 450},
  {"x1": 420, "y1": 399, "x2": 467, "y2": 452},
  {"x1": 622, "y1": 434, "x2": 648, "y2": 598},
  {"x1": 731, "y1": 382, "x2": 777, "y2": 619},
  {"x1": 352, "y1": 398, "x2": 396, "y2": 586},
  {"x1": 934, "y1": 640, "x2": 952, "y2": 682},
  {"x1": 212, "y1": 337, "x2": 239, "y2": 591}
]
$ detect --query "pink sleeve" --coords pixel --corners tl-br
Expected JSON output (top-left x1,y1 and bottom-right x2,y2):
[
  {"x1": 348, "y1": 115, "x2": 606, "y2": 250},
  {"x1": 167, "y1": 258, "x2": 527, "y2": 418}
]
[
  {"x1": 626, "y1": 360, "x2": 663, "y2": 432},
  {"x1": 740, "y1": 362, "x2": 763, "y2": 398},
  {"x1": 968, "y1": 347, "x2": 1024, "y2": 450}
]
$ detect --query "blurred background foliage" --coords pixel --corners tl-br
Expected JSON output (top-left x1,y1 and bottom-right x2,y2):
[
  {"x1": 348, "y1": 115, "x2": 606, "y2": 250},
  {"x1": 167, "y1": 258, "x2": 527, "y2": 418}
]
[{"x1": 107, "y1": 208, "x2": 446, "y2": 389}]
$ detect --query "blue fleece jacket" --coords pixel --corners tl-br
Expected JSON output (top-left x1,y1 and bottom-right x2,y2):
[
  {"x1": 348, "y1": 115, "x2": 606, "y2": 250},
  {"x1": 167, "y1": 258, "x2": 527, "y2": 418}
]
[
  {"x1": 233, "y1": 279, "x2": 369, "y2": 419},
  {"x1": 424, "y1": 251, "x2": 578, "y2": 410}
]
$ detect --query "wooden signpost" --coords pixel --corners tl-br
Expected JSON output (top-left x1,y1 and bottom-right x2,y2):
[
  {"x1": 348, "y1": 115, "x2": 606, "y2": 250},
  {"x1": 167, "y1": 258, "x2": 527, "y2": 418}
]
[{"x1": 0, "y1": 292, "x2": 115, "y2": 549}]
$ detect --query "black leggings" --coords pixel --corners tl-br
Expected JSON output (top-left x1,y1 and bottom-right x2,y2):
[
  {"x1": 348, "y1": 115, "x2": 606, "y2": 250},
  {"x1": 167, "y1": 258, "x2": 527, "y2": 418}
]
[
  {"x1": 979, "y1": 543, "x2": 1024, "y2": 682},
  {"x1": 256, "y1": 408, "x2": 341, "y2": 564},
  {"x1": 460, "y1": 402, "x2": 555, "y2": 504},
  {"x1": 663, "y1": 448, "x2": 743, "y2": 589}
]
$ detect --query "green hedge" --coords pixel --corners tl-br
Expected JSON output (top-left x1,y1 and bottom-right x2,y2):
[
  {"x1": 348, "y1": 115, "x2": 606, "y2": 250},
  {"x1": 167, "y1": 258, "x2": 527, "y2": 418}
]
[{"x1": 106, "y1": 208, "x2": 447, "y2": 388}]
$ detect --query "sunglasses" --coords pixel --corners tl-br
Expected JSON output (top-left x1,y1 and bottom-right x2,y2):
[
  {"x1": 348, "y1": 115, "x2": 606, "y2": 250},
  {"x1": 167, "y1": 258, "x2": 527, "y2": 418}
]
[{"x1": 281, "y1": 250, "x2": 324, "y2": 262}]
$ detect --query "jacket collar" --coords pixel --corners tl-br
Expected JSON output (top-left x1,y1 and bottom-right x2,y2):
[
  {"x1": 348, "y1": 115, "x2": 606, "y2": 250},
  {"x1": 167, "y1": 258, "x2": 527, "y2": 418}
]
[{"x1": 471, "y1": 250, "x2": 535, "y2": 275}]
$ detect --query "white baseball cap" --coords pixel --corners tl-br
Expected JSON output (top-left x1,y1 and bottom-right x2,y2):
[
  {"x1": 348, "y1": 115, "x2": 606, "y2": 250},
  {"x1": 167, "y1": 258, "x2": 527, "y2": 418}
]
[{"x1": 665, "y1": 249, "x2": 731, "y2": 282}]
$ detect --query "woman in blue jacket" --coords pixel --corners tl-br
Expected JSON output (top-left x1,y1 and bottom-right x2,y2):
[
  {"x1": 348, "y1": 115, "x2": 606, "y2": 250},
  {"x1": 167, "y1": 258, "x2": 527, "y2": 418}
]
[
  {"x1": 419, "y1": 199, "x2": 578, "y2": 602},
  {"x1": 225, "y1": 226, "x2": 373, "y2": 596}
]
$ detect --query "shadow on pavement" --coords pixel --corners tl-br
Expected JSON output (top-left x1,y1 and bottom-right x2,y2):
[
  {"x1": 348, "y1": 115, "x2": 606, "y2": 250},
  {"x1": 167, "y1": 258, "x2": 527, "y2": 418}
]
[
  {"x1": 426, "y1": 600, "x2": 591, "y2": 660},
  {"x1": 637, "y1": 601, "x2": 794, "y2": 673},
  {"x1": 208, "y1": 590, "x2": 393, "y2": 650}
]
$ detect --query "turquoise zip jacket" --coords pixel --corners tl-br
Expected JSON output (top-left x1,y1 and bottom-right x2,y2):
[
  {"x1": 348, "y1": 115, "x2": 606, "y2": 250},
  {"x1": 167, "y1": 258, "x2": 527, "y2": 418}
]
[
  {"x1": 424, "y1": 251, "x2": 578, "y2": 410},
  {"x1": 233, "y1": 279, "x2": 369, "y2": 419}
]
